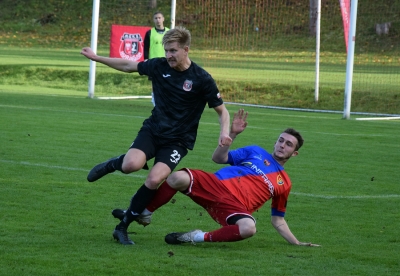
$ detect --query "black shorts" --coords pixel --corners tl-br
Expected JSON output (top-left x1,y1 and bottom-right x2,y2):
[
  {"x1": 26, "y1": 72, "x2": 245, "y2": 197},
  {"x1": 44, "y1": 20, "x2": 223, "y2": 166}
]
[{"x1": 130, "y1": 128, "x2": 188, "y2": 171}]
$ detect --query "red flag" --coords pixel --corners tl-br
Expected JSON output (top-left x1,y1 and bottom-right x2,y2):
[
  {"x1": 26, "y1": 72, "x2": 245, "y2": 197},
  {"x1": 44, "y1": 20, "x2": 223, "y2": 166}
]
[
  {"x1": 110, "y1": 25, "x2": 151, "y2": 61},
  {"x1": 339, "y1": 0, "x2": 350, "y2": 52}
]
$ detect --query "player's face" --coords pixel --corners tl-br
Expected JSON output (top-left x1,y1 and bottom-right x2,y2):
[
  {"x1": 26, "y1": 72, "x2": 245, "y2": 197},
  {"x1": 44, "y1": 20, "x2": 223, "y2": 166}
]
[
  {"x1": 272, "y1": 133, "x2": 298, "y2": 162},
  {"x1": 164, "y1": 42, "x2": 189, "y2": 71},
  {"x1": 153, "y1": 14, "x2": 164, "y2": 28}
]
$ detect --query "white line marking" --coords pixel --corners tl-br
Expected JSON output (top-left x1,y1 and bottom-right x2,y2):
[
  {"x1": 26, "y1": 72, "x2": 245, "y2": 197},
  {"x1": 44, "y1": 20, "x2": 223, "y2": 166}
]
[
  {"x1": 356, "y1": 117, "x2": 400, "y2": 121},
  {"x1": 201, "y1": 122, "x2": 386, "y2": 136},
  {"x1": 291, "y1": 192, "x2": 400, "y2": 199},
  {"x1": 98, "y1": 96, "x2": 152, "y2": 100},
  {"x1": 0, "y1": 160, "x2": 146, "y2": 179},
  {"x1": 1, "y1": 160, "x2": 398, "y2": 199},
  {"x1": 0, "y1": 104, "x2": 147, "y2": 119},
  {"x1": 0, "y1": 104, "x2": 394, "y2": 137}
]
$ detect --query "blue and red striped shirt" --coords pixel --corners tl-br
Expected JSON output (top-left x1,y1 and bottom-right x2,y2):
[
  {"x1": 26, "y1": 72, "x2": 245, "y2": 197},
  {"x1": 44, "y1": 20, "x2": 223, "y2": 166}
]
[{"x1": 214, "y1": 145, "x2": 292, "y2": 217}]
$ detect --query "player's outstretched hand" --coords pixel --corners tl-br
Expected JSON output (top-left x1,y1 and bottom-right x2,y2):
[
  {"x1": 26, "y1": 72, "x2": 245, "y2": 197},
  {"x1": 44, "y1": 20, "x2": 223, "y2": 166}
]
[
  {"x1": 230, "y1": 109, "x2": 248, "y2": 136},
  {"x1": 80, "y1": 47, "x2": 97, "y2": 60}
]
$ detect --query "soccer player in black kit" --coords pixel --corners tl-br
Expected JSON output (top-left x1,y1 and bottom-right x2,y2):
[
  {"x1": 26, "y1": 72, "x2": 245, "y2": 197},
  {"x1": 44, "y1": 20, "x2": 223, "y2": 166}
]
[{"x1": 80, "y1": 26, "x2": 232, "y2": 245}]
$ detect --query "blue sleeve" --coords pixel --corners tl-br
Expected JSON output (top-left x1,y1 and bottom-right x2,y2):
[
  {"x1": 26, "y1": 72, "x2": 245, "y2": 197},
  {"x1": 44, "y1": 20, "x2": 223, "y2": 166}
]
[
  {"x1": 227, "y1": 146, "x2": 257, "y2": 165},
  {"x1": 227, "y1": 147, "x2": 248, "y2": 165},
  {"x1": 271, "y1": 208, "x2": 285, "y2": 217},
  {"x1": 226, "y1": 151, "x2": 234, "y2": 165}
]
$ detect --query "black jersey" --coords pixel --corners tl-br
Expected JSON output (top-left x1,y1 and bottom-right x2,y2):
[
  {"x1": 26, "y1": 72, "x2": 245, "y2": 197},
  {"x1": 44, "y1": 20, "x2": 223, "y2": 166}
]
[{"x1": 137, "y1": 58, "x2": 223, "y2": 150}]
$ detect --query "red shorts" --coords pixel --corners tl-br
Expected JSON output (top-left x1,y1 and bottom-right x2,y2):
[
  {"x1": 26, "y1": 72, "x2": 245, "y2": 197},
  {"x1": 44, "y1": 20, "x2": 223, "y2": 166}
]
[{"x1": 181, "y1": 168, "x2": 255, "y2": 226}]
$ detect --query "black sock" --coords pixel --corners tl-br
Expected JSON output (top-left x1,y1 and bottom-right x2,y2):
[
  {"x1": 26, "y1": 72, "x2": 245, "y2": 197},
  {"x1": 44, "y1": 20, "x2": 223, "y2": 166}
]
[
  {"x1": 118, "y1": 184, "x2": 157, "y2": 228},
  {"x1": 118, "y1": 210, "x2": 136, "y2": 229},
  {"x1": 109, "y1": 154, "x2": 125, "y2": 172}
]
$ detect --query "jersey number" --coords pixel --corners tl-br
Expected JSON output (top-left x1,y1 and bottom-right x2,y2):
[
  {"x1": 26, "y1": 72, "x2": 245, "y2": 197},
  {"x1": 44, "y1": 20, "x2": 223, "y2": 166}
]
[{"x1": 170, "y1": 150, "x2": 181, "y2": 164}]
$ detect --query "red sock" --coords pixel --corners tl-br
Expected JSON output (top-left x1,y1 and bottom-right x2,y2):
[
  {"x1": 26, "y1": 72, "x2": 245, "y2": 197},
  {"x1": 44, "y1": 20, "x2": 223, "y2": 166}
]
[
  {"x1": 204, "y1": 225, "x2": 244, "y2": 242},
  {"x1": 145, "y1": 180, "x2": 177, "y2": 212}
]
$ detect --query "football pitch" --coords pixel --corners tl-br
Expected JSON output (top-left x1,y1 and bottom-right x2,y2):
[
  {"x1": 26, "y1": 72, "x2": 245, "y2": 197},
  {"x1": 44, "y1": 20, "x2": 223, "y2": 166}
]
[{"x1": 0, "y1": 89, "x2": 399, "y2": 275}]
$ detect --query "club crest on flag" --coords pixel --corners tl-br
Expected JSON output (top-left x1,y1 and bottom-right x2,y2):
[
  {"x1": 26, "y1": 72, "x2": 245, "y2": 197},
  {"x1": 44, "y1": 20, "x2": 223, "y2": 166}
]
[
  {"x1": 123, "y1": 39, "x2": 138, "y2": 55},
  {"x1": 119, "y1": 33, "x2": 144, "y2": 61}
]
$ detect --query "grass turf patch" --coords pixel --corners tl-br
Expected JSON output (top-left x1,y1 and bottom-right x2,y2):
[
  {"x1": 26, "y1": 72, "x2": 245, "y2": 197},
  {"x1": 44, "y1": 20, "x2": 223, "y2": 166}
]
[{"x1": 0, "y1": 90, "x2": 399, "y2": 275}]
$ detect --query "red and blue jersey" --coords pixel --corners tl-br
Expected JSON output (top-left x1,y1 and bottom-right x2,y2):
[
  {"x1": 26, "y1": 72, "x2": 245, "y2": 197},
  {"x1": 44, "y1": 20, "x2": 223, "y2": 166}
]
[{"x1": 214, "y1": 145, "x2": 292, "y2": 217}]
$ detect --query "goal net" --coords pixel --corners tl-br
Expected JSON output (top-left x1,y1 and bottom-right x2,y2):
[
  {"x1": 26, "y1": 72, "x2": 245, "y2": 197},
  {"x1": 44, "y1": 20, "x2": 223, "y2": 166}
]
[{"x1": 94, "y1": 0, "x2": 399, "y2": 116}]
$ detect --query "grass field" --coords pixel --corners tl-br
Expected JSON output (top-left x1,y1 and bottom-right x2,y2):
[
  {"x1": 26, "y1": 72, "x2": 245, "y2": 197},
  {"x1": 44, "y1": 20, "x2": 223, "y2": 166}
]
[
  {"x1": 1, "y1": 85, "x2": 399, "y2": 275},
  {"x1": 1, "y1": 45, "x2": 399, "y2": 115}
]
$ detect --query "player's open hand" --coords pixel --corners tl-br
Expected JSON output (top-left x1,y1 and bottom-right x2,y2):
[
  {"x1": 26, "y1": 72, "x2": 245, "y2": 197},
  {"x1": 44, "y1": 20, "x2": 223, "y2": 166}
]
[{"x1": 230, "y1": 109, "x2": 248, "y2": 136}]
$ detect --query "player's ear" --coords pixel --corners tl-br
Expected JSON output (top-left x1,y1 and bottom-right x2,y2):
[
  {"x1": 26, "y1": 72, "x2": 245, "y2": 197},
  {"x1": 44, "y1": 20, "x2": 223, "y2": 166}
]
[{"x1": 291, "y1": 151, "x2": 298, "y2": 157}]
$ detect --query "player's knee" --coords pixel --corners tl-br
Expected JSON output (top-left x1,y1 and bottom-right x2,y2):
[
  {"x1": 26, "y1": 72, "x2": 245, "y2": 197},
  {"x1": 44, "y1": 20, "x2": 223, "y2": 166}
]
[
  {"x1": 121, "y1": 161, "x2": 141, "y2": 173},
  {"x1": 239, "y1": 223, "x2": 257, "y2": 239},
  {"x1": 121, "y1": 150, "x2": 147, "y2": 173},
  {"x1": 145, "y1": 174, "x2": 166, "y2": 189},
  {"x1": 166, "y1": 172, "x2": 177, "y2": 185},
  {"x1": 166, "y1": 171, "x2": 190, "y2": 190}
]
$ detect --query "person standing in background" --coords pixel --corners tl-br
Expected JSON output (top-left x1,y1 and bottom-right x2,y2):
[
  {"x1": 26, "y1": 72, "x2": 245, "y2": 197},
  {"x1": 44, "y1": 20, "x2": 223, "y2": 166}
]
[{"x1": 144, "y1": 11, "x2": 169, "y2": 106}]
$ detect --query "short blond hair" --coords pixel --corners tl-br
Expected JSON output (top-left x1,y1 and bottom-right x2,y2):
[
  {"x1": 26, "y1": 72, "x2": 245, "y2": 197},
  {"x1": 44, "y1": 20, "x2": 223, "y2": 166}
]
[{"x1": 162, "y1": 26, "x2": 191, "y2": 48}]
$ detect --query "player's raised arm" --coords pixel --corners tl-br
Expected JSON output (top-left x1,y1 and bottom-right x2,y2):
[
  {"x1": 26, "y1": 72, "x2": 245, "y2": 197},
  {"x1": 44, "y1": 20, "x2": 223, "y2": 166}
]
[
  {"x1": 212, "y1": 109, "x2": 248, "y2": 164},
  {"x1": 271, "y1": 215, "x2": 320, "y2": 246},
  {"x1": 80, "y1": 47, "x2": 138, "y2": 73},
  {"x1": 212, "y1": 104, "x2": 231, "y2": 147}
]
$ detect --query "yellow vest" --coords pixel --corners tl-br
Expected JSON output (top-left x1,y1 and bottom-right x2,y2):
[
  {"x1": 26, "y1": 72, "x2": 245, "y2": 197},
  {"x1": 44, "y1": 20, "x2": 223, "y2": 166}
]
[{"x1": 149, "y1": 27, "x2": 169, "y2": 59}]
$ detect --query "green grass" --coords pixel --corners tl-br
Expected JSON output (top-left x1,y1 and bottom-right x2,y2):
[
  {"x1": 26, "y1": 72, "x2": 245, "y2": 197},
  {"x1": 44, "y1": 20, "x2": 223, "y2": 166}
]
[
  {"x1": 0, "y1": 2, "x2": 399, "y2": 273},
  {"x1": 1, "y1": 87, "x2": 399, "y2": 275},
  {"x1": 1, "y1": 45, "x2": 399, "y2": 114}
]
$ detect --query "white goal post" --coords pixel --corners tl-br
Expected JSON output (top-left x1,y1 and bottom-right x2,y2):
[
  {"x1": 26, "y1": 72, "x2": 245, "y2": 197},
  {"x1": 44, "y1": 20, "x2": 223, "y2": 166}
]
[
  {"x1": 88, "y1": 0, "x2": 100, "y2": 98},
  {"x1": 343, "y1": 0, "x2": 358, "y2": 119}
]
